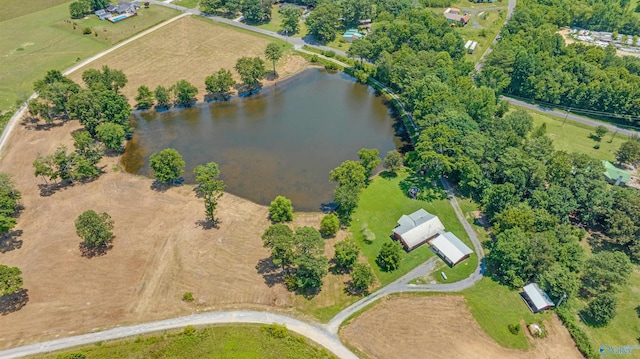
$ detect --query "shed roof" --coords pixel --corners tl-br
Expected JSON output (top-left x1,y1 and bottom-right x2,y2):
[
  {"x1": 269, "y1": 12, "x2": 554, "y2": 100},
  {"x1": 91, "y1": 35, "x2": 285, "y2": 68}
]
[
  {"x1": 603, "y1": 160, "x2": 631, "y2": 183},
  {"x1": 523, "y1": 283, "x2": 555, "y2": 312},
  {"x1": 393, "y1": 209, "x2": 444, "y2": 249},
  {"x1": 430, "y1": 232, "x2": 473, "y2": 265}
]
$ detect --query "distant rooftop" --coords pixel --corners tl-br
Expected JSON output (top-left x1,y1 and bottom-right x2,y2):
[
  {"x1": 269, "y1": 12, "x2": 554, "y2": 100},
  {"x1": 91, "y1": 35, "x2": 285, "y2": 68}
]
[{"x1": 603, "y1": 160, "x2": 631, "y2": 184}]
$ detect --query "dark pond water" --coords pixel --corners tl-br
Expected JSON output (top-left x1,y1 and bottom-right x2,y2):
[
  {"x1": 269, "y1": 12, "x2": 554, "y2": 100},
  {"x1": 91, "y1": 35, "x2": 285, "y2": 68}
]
[{"x1": 121, "y1": 68, "x2": 406, "y2": 211}]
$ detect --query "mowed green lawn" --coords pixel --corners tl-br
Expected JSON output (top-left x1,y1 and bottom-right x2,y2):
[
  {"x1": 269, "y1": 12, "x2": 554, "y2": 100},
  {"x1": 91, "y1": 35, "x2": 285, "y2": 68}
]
[
  {"x1": 175, "y1": 0, "x2": 200, "y2": 9},
  {"x1": 575, "y1": 267, "x2": 640, "y2": 351},
  {"x1": 464, "y1": 277, "x2": 551, "y2": 349},
  {"x1": 522, "y1": 108, "x2": 629, "y2": 161},
  {"x1": 257, "y1": 5, "x2": 309, "y2": 38},
  {"x1": 0, "y1": 2, "x2": 178, "y2": 112},
  {"x1": 0, "y1": 0, "x2": 70, "y2": 21},
  {"x1": 31, "y1": 324, "x2": 336, "y2": 359},
  {"x1": 350, "y1": 170, "x2": 474, "y2": 286}
]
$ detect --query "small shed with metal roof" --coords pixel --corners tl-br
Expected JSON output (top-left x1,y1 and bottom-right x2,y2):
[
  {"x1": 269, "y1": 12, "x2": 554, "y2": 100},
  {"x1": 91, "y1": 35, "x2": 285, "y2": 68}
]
[
  {"x1": 430, "y1": 231, "x2": 473, "y2": 266},
  {"x1": 521, "y1": 283, "x2": 555, "y2": 313}
]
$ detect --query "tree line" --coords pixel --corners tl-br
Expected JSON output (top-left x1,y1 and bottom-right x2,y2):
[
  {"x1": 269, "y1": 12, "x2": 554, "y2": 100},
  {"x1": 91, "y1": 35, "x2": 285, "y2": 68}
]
[
  {"x1": 480, "y1": 0, "x2": 640, "y2": 125},
  {"x1": 135, "y1": 43, "x2": 283, "y2": 110}
]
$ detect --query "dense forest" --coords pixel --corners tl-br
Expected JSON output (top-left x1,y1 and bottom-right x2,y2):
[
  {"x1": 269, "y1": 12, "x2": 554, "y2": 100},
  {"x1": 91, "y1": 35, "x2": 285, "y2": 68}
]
[
  {"x1": 481, "y1": 0, "x2": 640, "y2": 123},
  {"x1": 350, "y1": 4, "x2": 638, "y2": 357}
]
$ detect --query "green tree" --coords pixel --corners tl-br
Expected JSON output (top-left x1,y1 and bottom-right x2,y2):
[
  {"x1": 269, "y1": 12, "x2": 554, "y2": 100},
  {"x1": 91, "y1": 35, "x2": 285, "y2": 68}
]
[
  {"x1": 75, "y1": 210, "x2": 114, "y2": 247},
  {"x1": 0, "y1": 265, "x2": 23, "y2": 297},
  {"x1": 0, "y1": 173, "x2": 21, "y2": 235},
  {"x1": 583, "y1": 293, "x2": 618, "y2": 326},
  {"x1": 486, "y1": 227, "x2": 532, "y2": 288},
  {"x1": 264, "y1": 43, "x2": 283, "y2": 76},
  {"x1": 348, "y1": 39, "x2": 373, "y2": 64},
  {"x1": 594, "y1": 125, "x2": 608, "y2": 140},
  {"x1": 295, "y1": 253, "x2": 328, "y2": 289},
  {"x1": 193, "y1": 162, "x2": 226, "y2": 223},
  {"x1": 350, "y1": 262, "x2": 375, "y2": 292},
  {"x1": 581, "y1": 251, "x2": 633, "y2": 297},
  {"x1": 482, "y1": 183, "x2": 519, "y2": 221},
  {"x1": 320, "y1": 213, "x2": 340, "y2": 237},
  {"x1": 280, "y1": 6, "x2": 302, "y2": 34},
  {"x1": 268, "y1": 195, "x2": 293, "y2": 222},
  {"x1": 615, "y1": 140, "x2": 640, "y2": 165},
  {"x1": 68, "y1": 88, "x2": 131, "y2": 136},
  {"x1": 358, "y1": 148, "x2": 381, "y2": 178},
  {"x1": 200, "y1": 0, "x2": 222, "y2": 14},
  {"x1": 306, "y1": 2, "x2": 342, "y2": 42},
  {"x1": 135, "y1": 85, "x2": 154, "y2": 109},
  {"x1": 171, "y1": 79, "x2": 198, "y2": 107},
  {"x1": 262, "y1": 224, "x2": 295, "y2": 269},
  {"x1": 154, "y1": 85, "x2": 172, "y2": 108},
  {"x1": 333, "y1": 238, "x2": 360, "y2": 270},
  {"x1": 204, "y1": 68, "x2": 236, "y2": 100},
  {"x1": 149, "y1": 148, "x2": 185, "y2": 183},
  {"x1": 293, "y1": 226, "x2": 324, "y2": 256},
  {"x1": 69, "y1": 1, "x2": 89, "y2": 18},
  {"x1": 72, "y1": 130, "x2": 104, "y2": 165},
  {"x1": 383, "y1": 150, "x2": 403, "y2": 172},
  {"x1": 81, "y1": 66, "x2": 127, "y2": 93},
  {"x1": 235, "y1": 57, "x2": 266, "y2": 90},
  {"x1": 329, "y1": 160, "x2": 367, "y2": 217},
  {"x1": 95, "y1": 123, "x2": 126, "y2": 151},
  {"x1": 241, "y1": 0, "x2": 267, "y2": 23},
  {"x1": 538, "y1": 264, "x2": 579, "y2": 301},
  {"x1": 376, "y1": 240, "x2": 403, "y2": 271}
]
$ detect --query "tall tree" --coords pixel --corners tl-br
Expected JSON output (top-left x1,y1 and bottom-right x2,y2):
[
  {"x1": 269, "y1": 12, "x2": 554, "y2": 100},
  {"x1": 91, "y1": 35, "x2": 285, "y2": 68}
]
[
  {"x1": 75, "y1": 210, "x2": 114, "y2": 248},
  {"x1": 149, "y1": 148, "x2": 185, "y2": 183},
  {"x1": 95, "y1": 123, "x2": 126, "y2": 151},
  {"x1": 306, "y1": 2, "x2": 342, "y2": 42},
  {"x1": 0, "y1": 173, "x2": 21, "y2": 235},
  {"x1": 350, "y1": 262, "x2": 375, "y2": 292},
  {"x1": 383, "y1": 150, "x2": 403, "y2": 173},
  {"x1": 193, "y1": 162, "x2": 226, "y2": 223},
  {"x1": 234, "y1": 57, "x2": 266, "y2": 90},
  {"x1": 154, "y1": 85, "x2": 172, "y2": 108},
  {"x1": 171, "y1": 79, "x2": 198, "y2": 107},
  {"x1": 200, "y1": 0, "x2": 222, "y2": 14},
  {"x1": 581, "y1": 251, "x2": 633, "y2": 297},
  {"x1": 204, "y1": 68, "x2": 236, "y2": 100},
  {"x1": 262, "y1": 224, "x2": 295, "y2": 269},
  {"x1": 280, "y1": 6, "x2": 302, "y2": 35},
  {"x1": 333, "y1": 238, "x2": 360, "y2": 270},
  {"x1": 264, "y1": 43, "x2": 283, "y2": 76},
  {"x1": 0, "y1": 265, "x2": 23, "y2": 297},
  {"x1": 268, "y1": 195, "x2": 293, "y2": 223},
  {"x1": 615, "y1": 140, "x2": 640, "y2": 165},
  {"x1": 583, "y1": 293, "x2": 618, "y2": 326},
  {"x1": 377, "y1": 240, "x2": 403, "y2": 271},
  {"x1": 357, "y1": 148, "x2": 381, "y2": 178},
  {"x1": 329, "y1": 160, "x2": 367, "y2": 217},
  {"x1": 135, "y1": 85, "x2": 154, "y2": 109}
]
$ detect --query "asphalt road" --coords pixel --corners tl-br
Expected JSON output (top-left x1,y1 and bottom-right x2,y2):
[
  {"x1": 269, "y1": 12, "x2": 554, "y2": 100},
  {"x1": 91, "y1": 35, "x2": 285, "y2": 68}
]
[{"x1": 503, "y1": 96, "x2": 640, "y2": 136}]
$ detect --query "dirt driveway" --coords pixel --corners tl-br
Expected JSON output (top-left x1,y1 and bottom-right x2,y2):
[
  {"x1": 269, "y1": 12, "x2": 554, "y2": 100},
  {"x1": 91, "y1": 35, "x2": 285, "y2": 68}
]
[{"x1": 341, "y1": 295, "x2": 583, "y2": 359}]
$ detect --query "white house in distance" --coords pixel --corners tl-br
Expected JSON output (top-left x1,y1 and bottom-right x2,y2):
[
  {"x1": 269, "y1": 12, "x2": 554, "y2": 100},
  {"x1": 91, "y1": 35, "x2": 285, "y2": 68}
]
[
  {"x1": 521, "y1": 283, "x2": 555, "y2": 313},
  {"x1": 393, "y1": 209, "x2": 444, "y2": 251},
  {"x1": 429, "y1": 231, "x2": 473, "y2": 266}
]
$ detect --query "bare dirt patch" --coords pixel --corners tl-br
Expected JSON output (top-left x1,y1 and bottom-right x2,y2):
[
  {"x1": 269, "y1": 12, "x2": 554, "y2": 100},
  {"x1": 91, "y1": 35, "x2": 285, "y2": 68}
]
[
  {"x1": 0, "y1": 118, "x2": 315, "y2": 349},
  {"x1": 66, "y1": 15, "x2": 307, "y2": 106},
  {"x1": 341, "y1": 295, "x2": 582, "y2": 359}
]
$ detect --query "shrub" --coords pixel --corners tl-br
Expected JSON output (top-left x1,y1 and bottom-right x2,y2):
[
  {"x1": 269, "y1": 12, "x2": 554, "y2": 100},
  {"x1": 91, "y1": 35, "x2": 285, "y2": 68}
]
[
  {"x1": 324, "y1": 62, "x2": 339, "y2": 70},
  {"x1": 323, "y1": 50, "x2": 336, "y2": 58},
  {"x1": 310, "y1": 54, "x2": 319, "y2": 63},
  {"x1": 182, "y1": 291, "x2": 194, "y2": 302},
  {"x1": 508, "y1": 323, "x2": 520, "y2": 335},
  {"x1": 183, "y1": 325, "x2": 197, "y2": 336},
  {"x1": 261, "y1": 324, "x2": 288, "y2": 338},
  {"x1": 82, "y1": 27, "x2": 92, "y2": 35},
  {"x1": 556, "y1": 306, "x2": 599, "y2": 359},
  {"x1": 354, "y1": 70, "x2": 369, "y2": 84},
  {"x1": 268, "y1": 195, "x2": 293, "y2": 222},
  {"x1": 56, "y1": 354, "x2": 86, "y2": 359},
  {"x1": 320, "y1": 214, "x2": 340, "y2": 237}
]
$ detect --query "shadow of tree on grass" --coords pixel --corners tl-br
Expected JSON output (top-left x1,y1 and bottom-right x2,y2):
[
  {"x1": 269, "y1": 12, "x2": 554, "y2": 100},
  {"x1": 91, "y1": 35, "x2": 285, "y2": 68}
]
[
  {"x1": 256, "y1": 257, "x2": 283, "y2": 288},
  {"x1": 0, "y1": 230, "x2": 23, "y2": 253},
  {"x1": 79, "y1": 242, "x2": 113, "y2": 259},
  {"x1": 0, "y1": 289, "x2": 29, "y2": 316}
]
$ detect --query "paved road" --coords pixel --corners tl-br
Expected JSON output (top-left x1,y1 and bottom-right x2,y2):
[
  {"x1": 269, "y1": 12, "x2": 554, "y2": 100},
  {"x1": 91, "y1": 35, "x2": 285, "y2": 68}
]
[
  {"x1": 503, "y1": 96, "x2": 640, "y2": 136},
  {"x1": 0, "y1": 311, "x2": 358, "y2": 359}
]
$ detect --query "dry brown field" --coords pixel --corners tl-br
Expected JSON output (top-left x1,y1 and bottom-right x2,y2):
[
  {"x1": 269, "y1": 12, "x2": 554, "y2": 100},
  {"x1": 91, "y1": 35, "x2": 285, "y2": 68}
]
[
  {"x1": 66, "y1": 15, "x2": 307, "y2": 106},
  {"x1": 341, "y1": 295, "x2": 583, "y2": 359}
]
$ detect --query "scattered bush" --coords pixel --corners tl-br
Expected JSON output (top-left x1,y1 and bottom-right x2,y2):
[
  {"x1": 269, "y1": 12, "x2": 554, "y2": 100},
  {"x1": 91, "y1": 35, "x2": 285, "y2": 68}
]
[
  {"x1": 56, "y1": 353, "x2": 86, "y2": 359},
  {"x1": 82, "y1": 27, "x2": 92, "y2": 35},
  {"x1": 183, "y1": 325, "x2": 197, "y2": 336},
  {"x1": 320, "y1": 214, "x2": 340, "y2": 237},
  {"x1": 261, "y1": 324, "x2": 288, "y2": 338},
  {"x1": 323, "y1": 50, "x2": 336, "y2": 58},
  {"x1": 268, "y1": 195, "x2": 293, "y2": 223},
  {"x1": 182, "y1": 291, "x2": 194, "y2": 302},
  {"x1": 556, "y1": 306, "x2": 599, "y2": 359},
  {"x1": 507, "y1": 323, "x2": 520, "y2": 335},
  {"x1": 324, "y1": 62, "x2": 339, "y2": 70},
  {"x1": 310, "y1": 54, "x2": 319, "y2": 63}
]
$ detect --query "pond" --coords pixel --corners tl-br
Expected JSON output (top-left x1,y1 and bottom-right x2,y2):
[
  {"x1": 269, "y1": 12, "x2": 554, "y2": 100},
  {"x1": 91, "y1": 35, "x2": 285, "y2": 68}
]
[{"x1": 121, "y1": 68, "x2": 407, "y2": 211}]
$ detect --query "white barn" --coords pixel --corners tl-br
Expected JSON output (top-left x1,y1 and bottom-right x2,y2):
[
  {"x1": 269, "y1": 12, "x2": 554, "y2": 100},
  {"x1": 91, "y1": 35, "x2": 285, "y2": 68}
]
[
  {"x1": 430, "y1": 231, "x2": 473, "y2": 266},
  {"x1": 392, "y1": 209, "x2": 444, "y2": 251},
  {"x1": 522, "y1": 283, "x2": 555, "y2": 313}
]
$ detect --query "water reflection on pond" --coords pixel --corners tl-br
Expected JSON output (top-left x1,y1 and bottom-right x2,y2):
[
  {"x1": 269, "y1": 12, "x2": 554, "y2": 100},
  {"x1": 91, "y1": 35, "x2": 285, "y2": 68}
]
[{"x1": 121, "y1": 68, "x2": 406, "y2": 211}]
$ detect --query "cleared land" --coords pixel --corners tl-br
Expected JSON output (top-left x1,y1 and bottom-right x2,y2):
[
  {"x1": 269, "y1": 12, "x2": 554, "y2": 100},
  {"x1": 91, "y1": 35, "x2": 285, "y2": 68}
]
[
  {"x1": 0, "y1": 0, "x2": 69, "y2": 21},
  {"x1": 341, "y1": 295, "x2": 583, "y2": 359},
  {"x1": 0, "y1": 2, "x2": 178, "y2": 111},
  {"x1": 67, "y1": 15, "x2": 308, "y2": 106},
  {"x1": 30, "y1": 324, "x2": 335, "y2": 359}
]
